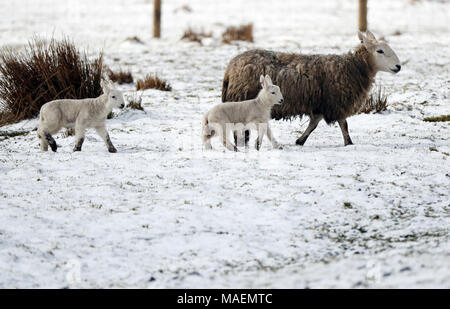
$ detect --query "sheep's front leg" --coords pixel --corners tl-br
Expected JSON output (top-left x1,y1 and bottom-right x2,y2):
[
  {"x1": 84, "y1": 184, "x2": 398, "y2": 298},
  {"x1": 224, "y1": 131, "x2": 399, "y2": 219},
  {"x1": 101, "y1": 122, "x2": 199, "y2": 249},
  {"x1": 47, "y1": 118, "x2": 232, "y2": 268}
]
[
  {"x1": 255, "y1": 124, "x2": 266, "y2": 151},
  {"x1": 95, "y1": 125, "x2": 117, "y2": 153},
  {"x1": 338, "y1": 119, "x2": 353, "y2": 146},
  {"x1": 266, "y1": 124, "x2": 282, "y2": 149}
]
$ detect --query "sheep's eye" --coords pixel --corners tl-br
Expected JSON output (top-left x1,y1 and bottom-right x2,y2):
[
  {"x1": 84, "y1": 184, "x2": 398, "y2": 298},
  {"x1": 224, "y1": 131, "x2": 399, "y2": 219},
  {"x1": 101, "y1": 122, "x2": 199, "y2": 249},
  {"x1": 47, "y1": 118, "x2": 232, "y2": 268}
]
[
  {"x1": 377, "y1": 49, "x2": 384, "y2": 54},
  {"x1": 271, "y1": 92, "x2": 275, "y2": 95},
  {"x1": 112, "y1": 96, "x2": 116, "y2": 99}
]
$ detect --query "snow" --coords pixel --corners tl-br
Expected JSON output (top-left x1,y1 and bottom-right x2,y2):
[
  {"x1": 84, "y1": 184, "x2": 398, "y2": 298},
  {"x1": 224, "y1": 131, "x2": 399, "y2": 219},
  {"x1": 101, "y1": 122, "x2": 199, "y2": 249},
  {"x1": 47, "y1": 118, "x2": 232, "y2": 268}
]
[{"x1": 0, "y1": 0, "x2": 449, "y2": 288}]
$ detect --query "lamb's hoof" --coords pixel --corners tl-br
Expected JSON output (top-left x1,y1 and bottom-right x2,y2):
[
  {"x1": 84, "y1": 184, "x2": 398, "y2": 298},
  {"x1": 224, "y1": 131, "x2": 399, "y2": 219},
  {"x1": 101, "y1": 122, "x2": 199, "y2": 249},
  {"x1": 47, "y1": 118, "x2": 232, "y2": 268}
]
[
  {"x1": 50, "y1": 145, "x2": 58, "y2": 152},
  {"x1": 73, "y1": 148, "x2": 81, "y2": 152},
  {"x1": 344, "y1": 141, "x2": 354, "y2": 146},
  {"x1": 295, "y1": 138, "x2": 305, "y2": 146},
  {"x1": 109, "y1": 147, "x2": 117, "y2": 153}
]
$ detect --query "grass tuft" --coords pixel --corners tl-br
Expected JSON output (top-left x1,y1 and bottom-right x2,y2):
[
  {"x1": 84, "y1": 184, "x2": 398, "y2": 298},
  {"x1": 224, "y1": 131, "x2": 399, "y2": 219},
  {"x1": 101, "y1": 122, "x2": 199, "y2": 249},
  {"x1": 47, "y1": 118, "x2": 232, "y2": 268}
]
[
  {"x1": 222, "y1": 24, "x2": 254, "y2": 44},
  {"x1": 360, "y1": 85, "x2": 388, "y2": 114},
  {"x1": 136, "y1": 74, "x2": 172, "y2": 91}
]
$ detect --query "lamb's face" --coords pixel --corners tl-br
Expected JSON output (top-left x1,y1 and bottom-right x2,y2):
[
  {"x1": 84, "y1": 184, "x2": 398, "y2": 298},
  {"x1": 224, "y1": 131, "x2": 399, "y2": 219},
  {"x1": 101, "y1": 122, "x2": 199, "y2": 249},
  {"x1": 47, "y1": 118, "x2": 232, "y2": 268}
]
[
  {"x1": 108, "y1": 90, "x2": 125, "y2": 109},
  {"x1": 260, "y1": 74, "x2": 284, "y2": 105},
  {"x1": 267, "y1": 85, "x2": 284, "y2": 105},
  {"x1": 358, "y1": 31, "x2": 401, "y2": 74}
]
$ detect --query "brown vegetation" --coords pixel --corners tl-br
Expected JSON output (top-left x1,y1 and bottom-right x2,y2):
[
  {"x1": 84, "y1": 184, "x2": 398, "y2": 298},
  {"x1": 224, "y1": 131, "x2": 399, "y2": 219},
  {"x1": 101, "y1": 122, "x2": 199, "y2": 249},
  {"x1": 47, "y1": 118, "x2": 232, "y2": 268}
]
[
  {"x1": 0, "y1": 38, "x2": 103, "y2": 126},
  {"x1": 107, "y1": 68, "x2": 133, "y2": 84},
  {"x1": 222, "y1": 24, "x2": 254, "y2": 44},
  {"x1": 181, "y1": 27, "x2": 212, "y2": 44},
  {"x1": 136, "y1": 74, "x2": 172, "y2": 91},
  {"x1": 359, "y1": 85, "x2": 388, "y2": 114}
]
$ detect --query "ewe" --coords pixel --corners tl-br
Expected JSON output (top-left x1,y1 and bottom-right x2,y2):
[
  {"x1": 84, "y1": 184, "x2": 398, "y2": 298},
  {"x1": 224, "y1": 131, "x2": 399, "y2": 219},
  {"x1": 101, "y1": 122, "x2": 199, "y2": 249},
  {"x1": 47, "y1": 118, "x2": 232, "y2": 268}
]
[
  {"x1": 222, "y1": 31, "x2": 401, "y2": 146},
  {"x1": 37, "y1": 82, "x2": 125, "y2": 153}
]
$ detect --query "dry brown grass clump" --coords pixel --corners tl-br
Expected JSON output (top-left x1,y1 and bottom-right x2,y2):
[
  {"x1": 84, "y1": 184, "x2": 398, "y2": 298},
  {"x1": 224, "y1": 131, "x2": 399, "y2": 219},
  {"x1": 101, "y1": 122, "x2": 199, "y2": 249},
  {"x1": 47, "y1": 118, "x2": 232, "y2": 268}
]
[
  {"x1": 222, "y1": 24, "x2": 254, "y2": 44},
  {"x1": 127, "y1": 93, "x2": 144, "y2": 111},
  {"x1": 181, "y1": 27, "x2": 212, "y2": 44},
  {"x1": 360, "y1": 86, "x2": 388, "y2": 114},
  {"x1": 0, "y1": 38, "x2": 103, "y2": 126},
  {"x1": 136, "y1": 74, "x2": 172, "y2": 91},
  {"x1": 107, "y1": 68, "x2": 133, "y2": 84},
  {"x1": 423, "y1": 115, "x2": 450, "y2": 122}
]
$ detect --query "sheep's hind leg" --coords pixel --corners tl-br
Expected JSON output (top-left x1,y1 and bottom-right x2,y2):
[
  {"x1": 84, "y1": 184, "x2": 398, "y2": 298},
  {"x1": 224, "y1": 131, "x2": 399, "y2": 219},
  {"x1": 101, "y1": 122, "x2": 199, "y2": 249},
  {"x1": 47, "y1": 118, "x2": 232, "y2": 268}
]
[
  {"x1": 338, "y1": 119, "x2": 353, "y2": 146},
  {"x1": 296, "y1": 114, "x2": 323, "y2": 146},
  {"x1": 95, "y1": 125, "x2": 117, "y2": 153}
]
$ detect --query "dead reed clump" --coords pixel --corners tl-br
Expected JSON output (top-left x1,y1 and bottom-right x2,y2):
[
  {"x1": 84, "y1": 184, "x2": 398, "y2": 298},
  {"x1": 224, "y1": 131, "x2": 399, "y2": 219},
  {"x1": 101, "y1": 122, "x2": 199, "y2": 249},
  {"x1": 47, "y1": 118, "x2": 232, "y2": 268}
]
[
  {"x1": 0, "y1": 37, "x2": 103, "y2": 126},
  {"x1": 136, "y1": 74, "x2": 172, "y2": 91},
  {"x1": 360, "y1": 85, "x2": 389, "y2": 114},
  {"x1": 107, "y1": 68, "x2": 133, "y2": 84},
  {"x1": 127, "y1": 93, "x2": 144, "y2": 111},
  {"x1": 222, "y1": 23, "x2": 254, "y2": 44},
  {"x1": 423, "y1": 115, "x2": 450, "y2": 122},
  {"x1": 181, "y1": 27, "x2": 212, "y2": 44}
]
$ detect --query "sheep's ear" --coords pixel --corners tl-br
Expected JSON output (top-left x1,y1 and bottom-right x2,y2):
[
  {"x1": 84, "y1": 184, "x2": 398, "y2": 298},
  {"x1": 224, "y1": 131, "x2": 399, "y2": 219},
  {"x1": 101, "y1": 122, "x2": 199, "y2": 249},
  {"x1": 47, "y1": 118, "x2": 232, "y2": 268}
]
[
  {"x1": 359, "y1": 31, "x2": 375, "y2": 51},
  {"x1": 260, "y1": 75, "x2": 266, "y2": 89},
  {"x1": 264, "y1": 75, "x2": 273, "y2": 86},
  {"x1": 358, "y1": 31, "x2": 365, "y2": 43}
]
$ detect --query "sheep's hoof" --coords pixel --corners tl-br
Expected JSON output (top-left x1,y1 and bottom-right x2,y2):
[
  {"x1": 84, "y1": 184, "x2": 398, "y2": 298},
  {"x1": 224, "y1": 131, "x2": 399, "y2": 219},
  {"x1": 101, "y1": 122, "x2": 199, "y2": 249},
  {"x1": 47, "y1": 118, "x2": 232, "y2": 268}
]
[
  {"x1": 344, "y1": 141, "x2": 354, "y2": 146},
  {"x1": 73, "y1": 148, "x2": 81, "y2": 152},
  {"x1": 295, "y1": 138, "x2": 306, "y2": 146},
  {"x1": 109, "y1": 147, "x2": 117, "y2": 153}
]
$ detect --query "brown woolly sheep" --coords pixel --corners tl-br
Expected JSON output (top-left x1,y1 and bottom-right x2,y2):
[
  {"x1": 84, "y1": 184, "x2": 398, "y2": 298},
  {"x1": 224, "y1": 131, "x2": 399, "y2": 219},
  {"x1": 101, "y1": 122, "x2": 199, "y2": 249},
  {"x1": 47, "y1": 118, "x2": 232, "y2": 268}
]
[{"x1": 222, "y1": 31, "x2": 401, "y2": 146}]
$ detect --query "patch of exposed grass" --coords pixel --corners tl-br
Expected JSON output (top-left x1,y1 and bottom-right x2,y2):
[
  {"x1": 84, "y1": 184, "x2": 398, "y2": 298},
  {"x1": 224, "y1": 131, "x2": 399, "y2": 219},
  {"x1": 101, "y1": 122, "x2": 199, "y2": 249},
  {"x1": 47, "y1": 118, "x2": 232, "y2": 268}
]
[
  {"x1": 136, "y1": 74, "x2": 172, "y2": 91},
  {"x1": 423, "y1": 115, "x2": 450, "y2": 122},
  {"x1": 360, "y1": 85, "x2": 388, "y2": 114},
  {"x1": 127, "y1": 93, "x2": 144, "y2": 111},
  {"x1": 107, "y1": 68, "x2": 133, "y2": 84},
  {"x1": 222, "y1": 24, "x2": 254, "y2": 44},
  {"x1": 181, "y1": 27, "x2": 212, "y2": 44}
]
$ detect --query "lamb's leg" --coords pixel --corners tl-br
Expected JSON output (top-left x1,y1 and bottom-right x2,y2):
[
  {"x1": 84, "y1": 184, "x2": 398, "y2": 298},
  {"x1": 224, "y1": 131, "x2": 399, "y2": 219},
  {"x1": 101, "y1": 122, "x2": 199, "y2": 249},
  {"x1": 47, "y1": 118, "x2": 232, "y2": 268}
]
[
  {"x1": 73, "y1": 125, "x2": 86, "y2": 152},
  {"x1": 244, "y1": 130, "x2": 250, "y2": 148},
  {"x1": 255, "y1": 124, "x2": 266, "y2": 151},
  {"x1": 222, "y1": 125, "x2": 238, "y2": 152},
  {"x1": 296, "y1": 114, "x2": 323, "y2": 146},
  {"x1": 202, "y1": 124, "x2": 214, "y2": 150},
  {"x1": 338, "y1": 119, "x2": 353, "y2": 146},
  {"x1": 37, "y1": 131, "x2": 49, "y2": 152},
  {"x1": 95, "y1": 125, "x2": 117, "y2": 153},
  {"x1": 266, "y1": 124, "x2": 282, "y2": 149}
]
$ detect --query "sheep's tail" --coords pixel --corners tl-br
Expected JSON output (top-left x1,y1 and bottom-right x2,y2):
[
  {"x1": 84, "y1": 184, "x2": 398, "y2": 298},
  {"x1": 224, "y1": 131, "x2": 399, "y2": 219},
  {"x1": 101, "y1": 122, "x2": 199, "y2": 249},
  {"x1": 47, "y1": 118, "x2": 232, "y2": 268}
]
[{"x1": 221, "y1": 74, "x2": 229, "y2": 102}]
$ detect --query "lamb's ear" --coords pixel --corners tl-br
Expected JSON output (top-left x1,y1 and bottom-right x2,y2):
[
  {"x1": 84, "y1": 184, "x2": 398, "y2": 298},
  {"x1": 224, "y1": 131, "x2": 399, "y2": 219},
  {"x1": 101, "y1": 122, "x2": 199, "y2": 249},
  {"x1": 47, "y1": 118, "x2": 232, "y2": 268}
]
[
  {"x1": 264, "y1": 75, "x2": 273, "y2": 86},
  {"x1": 260, "y1": 75, "x2": 266, "y2": 89},
  {"x1": 365, "y1": 30, "x2": 377, "y2": 42},
  {"x1": 101, "y1": 80, "x2": 110, "y2": 94}
]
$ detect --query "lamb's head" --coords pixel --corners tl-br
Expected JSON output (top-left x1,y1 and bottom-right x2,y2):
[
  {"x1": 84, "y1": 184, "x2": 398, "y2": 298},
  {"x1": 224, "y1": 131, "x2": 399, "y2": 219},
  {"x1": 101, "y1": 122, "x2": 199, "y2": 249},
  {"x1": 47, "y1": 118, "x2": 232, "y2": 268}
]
[
  {"x1": 258, "y1": 75, "x2": 284, "y2": 106},
  {"x1": 102, "y1": 81, "x2": 125, "y2": 109},
  {"x1": 358, "y1": 30, "x2": 401, "y2": 74}
]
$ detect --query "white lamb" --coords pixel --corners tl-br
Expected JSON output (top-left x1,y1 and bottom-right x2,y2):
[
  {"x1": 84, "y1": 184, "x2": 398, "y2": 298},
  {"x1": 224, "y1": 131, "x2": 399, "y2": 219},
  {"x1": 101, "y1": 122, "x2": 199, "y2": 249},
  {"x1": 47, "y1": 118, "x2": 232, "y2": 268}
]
[{"x1": 37, "y1": 82, "x2": 125, "y2": 153}]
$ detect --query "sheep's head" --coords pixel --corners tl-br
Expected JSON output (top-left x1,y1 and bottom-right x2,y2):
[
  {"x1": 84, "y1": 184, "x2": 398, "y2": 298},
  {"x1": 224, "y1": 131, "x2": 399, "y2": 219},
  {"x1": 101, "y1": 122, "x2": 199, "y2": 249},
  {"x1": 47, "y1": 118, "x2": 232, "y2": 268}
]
[
  {"x1": 259, "y1": 75, "x2": 284, "y2": 106},
  {"x1": 358, "y1": 30, "x2": 401, "y2": 74},
  {"x1": 102, "y1": 81, "x2": 125, "y2": 109}
]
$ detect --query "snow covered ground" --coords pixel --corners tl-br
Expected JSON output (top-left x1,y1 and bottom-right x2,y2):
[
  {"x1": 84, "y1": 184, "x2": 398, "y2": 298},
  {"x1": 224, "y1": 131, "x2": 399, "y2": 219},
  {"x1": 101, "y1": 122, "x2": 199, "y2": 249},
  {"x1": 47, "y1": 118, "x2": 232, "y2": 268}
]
[{"x1": 0, "y1": 0, "x2": 449, "y2": 288}]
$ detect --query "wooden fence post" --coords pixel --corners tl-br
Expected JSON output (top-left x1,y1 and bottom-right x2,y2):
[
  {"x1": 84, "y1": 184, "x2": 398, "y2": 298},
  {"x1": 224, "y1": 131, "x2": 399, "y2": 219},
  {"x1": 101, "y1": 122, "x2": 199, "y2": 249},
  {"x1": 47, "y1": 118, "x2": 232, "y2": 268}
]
[
  {"x1": 153, "y1": 0, "x2": 161, "y2": 38},
  {"x1": 359, "y1": 0, "x2": 367, "y2": 32}
]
